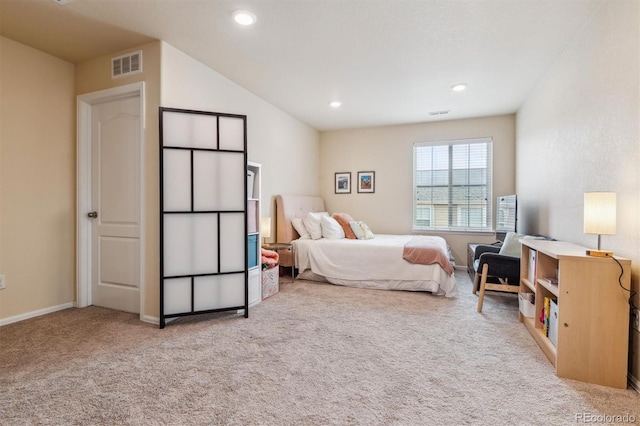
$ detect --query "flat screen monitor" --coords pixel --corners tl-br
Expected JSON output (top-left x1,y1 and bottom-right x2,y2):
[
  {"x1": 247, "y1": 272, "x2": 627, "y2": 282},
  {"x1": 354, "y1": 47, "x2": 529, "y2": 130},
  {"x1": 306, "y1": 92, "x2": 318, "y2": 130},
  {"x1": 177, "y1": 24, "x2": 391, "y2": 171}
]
[{"x1": 496, "y1": 195, "x2": 517, "y2": 238}]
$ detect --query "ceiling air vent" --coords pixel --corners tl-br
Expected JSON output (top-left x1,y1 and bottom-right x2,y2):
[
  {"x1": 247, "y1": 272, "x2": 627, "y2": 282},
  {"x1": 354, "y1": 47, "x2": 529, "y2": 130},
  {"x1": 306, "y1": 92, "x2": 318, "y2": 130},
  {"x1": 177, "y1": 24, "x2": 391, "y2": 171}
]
[{"x1": 112, "y1": 51, "x2": 142, "y2": 79}]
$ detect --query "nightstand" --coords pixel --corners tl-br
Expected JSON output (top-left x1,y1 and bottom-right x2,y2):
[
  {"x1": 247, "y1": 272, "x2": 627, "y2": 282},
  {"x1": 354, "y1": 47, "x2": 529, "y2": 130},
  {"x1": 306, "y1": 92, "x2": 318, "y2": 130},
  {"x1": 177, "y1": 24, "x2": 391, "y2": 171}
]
[
  {"x1": 467, "y1": 243, "x2": 480, "y2": 281},
  {"x1": 262, "y1": 242, "x2": 295, "y2": 281}
]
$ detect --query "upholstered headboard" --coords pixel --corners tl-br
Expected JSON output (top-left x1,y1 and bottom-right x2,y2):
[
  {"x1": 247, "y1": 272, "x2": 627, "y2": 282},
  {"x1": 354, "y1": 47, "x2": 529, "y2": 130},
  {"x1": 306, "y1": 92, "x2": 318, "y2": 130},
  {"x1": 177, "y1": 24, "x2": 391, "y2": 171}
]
[{"x1": 275, "y1": 194, "x2": 326, "y2": 243}]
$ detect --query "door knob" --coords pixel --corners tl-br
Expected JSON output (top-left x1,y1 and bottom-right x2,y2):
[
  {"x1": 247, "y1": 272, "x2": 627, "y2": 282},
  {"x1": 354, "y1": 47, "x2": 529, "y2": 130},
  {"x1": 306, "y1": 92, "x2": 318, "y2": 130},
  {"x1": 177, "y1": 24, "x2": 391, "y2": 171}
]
[{"x1": 87, "y1": 211, "x2": 98, "y2": 218}]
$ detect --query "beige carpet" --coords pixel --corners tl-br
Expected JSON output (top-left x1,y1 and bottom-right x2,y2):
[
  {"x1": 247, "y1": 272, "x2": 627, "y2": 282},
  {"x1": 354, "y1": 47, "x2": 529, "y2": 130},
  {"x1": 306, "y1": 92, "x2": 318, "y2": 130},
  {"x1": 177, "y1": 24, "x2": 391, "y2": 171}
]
[{"x1": 1, "y1": 271, "x2": 638, "y2": 425}]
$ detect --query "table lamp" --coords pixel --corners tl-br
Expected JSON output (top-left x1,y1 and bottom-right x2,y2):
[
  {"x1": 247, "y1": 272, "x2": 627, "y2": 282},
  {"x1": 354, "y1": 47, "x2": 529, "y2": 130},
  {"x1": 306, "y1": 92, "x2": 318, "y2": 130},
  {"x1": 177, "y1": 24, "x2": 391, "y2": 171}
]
[
  {"x1": 261, "y1": 216, "x2": 271, "y2": 246},
  {"x1": 583, "y1": 192, "x2": 616, "y2": 257}
]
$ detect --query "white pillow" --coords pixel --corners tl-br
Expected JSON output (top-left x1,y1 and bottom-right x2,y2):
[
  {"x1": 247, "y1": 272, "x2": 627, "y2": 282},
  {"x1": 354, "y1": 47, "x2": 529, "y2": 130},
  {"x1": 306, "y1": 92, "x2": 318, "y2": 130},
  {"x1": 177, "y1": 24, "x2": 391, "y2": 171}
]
[
  {"x1": 349, "y1": 221, "x2": 374, "y2": 240},
  {"x1": 291, "y1": 217, "x2": 310, "y2": 239},
  {"x1": 303, "y1": 211, "x2": 329, "y2": 240},
  {"x1": 360, "y1": 222, "x2": 374, "y2": 239},
  {"x1": 349, "y1": 221, "x2": 364, "y2": 239},
  {"x1": 499, "y1": 232, "x2": 523, "y2": 257},
  {"x1": 321, "y1": 216, "x2": 345, "y2": 239},
  {"x1": 499, "y1": 232, "x2": 545, "y2": 257}
]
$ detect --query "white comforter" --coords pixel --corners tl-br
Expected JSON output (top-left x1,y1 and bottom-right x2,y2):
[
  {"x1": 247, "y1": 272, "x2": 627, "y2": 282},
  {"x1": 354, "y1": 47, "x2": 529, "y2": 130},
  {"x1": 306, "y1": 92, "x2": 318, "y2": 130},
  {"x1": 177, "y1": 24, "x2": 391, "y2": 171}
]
[{"x1": 294, "y1": 234, "x2": 457, "y2": 297}]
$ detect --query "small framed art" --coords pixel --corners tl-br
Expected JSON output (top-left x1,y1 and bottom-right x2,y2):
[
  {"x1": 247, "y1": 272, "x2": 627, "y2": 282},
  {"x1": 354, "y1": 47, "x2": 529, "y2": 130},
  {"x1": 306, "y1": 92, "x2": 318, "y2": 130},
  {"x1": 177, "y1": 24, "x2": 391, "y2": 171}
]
[
  {"x1": 357, "y1": 171, "x2": 375, "y2": 193},
  {"x1": 335, "y1": 172, "x2": 351, "y2": 194}
]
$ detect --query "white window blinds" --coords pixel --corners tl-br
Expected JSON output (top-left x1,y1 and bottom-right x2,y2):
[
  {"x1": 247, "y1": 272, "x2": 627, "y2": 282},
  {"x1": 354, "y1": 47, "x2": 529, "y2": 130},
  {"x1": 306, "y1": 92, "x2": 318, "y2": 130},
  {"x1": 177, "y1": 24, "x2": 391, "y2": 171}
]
[{"x1": 413, "y1": 138, "x2": 492, "y2": 232}]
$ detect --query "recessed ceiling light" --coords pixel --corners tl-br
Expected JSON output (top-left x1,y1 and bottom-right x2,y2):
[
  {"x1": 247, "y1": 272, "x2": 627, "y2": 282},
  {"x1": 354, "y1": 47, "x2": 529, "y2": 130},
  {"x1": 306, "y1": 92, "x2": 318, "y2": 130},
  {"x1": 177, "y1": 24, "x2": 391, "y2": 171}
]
[
  {"x1": 232, "y1": 10, "x2": 257, "y2": 26},
  {"x1": 451, "y1": 83, "x2": 468, "y2": 92},
  {"x1": 329, "y1": 101, "x2": 342, "y2": 108}
]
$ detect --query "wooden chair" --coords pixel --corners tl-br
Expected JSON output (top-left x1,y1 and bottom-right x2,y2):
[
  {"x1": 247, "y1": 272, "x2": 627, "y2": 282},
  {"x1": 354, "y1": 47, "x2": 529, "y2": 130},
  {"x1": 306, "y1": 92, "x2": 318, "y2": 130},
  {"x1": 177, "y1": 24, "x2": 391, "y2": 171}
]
[{"x1": 474, "y1": 249, "x2": 521, "y2": 313}]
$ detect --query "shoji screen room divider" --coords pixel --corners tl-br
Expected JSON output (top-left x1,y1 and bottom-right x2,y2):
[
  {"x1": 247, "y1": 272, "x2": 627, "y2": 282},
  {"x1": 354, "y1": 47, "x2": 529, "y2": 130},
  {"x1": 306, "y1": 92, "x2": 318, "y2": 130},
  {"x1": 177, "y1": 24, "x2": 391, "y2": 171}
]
[{"x1": 159, "y1": 107, "x2": 248, "y2": 328}]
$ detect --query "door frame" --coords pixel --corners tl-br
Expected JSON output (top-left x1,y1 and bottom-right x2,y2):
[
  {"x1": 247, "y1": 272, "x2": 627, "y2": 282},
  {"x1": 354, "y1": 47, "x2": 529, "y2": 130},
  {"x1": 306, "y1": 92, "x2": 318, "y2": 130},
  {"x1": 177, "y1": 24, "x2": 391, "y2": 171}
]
[{"x1": 76, "y1": 82, "x2": 145, "y2": 320}]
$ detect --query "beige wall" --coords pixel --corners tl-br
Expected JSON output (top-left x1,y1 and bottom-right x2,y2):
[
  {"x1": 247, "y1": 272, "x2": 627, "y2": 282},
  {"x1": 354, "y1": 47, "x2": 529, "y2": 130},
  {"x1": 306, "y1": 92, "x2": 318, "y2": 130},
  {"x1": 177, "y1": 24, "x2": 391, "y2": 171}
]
[
  {"x1": 319, "y1": 114, "x2": 516, "y2": 264},
  {"x1": 516, "y1": 1, "x2": 640, "y2": 381},
  {"x1": 0, "y1": 37, "x2": 76, "y2": 321}
]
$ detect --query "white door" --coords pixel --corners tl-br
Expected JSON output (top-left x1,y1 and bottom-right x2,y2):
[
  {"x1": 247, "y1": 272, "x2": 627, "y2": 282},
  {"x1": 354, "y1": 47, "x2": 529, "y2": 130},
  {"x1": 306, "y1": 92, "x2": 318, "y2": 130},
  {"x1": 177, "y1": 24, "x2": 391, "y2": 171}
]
[{"x1": 89, "y1": 94, "x2": 141, "y2": 313}]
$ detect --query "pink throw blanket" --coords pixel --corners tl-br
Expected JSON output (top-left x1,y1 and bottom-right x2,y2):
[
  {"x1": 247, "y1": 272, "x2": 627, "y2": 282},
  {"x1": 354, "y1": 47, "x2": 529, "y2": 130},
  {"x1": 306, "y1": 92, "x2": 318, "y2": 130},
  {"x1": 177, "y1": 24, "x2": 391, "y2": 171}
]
[
  {"x1": 261, "y1": 248, "x2": 279, "y2": 269},
  {"x1": 402, "y1": 237, "x2": 454, "y2": 275}
]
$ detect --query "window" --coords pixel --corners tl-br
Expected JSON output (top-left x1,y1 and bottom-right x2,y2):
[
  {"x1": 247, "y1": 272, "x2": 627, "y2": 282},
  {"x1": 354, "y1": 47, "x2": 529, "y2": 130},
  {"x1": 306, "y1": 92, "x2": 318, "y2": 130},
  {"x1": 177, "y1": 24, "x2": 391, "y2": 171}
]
[
  {"x1": 415, "y1": 206, "x2": 432, "y2": 227},
  {"x1": 413, "y1": 138, "x2": 492, "y2": 232}
]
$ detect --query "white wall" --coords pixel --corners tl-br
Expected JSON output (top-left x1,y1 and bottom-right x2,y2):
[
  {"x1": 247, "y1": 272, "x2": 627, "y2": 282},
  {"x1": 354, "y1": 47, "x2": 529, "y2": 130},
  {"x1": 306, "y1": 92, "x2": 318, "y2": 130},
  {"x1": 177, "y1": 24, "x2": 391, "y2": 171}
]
[
  {"x1": 319, "y1": 114, "x2": 516, "y2": 264},
  {"x1": 516, "y1": 0, "x2": 640, "y2": 383},
  {"x1": 160, "y1": 42, "x2": 321, "y2": 226}
]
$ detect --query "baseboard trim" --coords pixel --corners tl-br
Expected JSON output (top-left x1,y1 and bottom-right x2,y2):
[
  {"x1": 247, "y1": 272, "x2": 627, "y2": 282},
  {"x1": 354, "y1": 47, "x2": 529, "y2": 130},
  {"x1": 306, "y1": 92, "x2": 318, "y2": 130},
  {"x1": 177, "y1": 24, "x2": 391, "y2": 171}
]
[
  {"x1": 629, "y1": 373, "x2": 640, "y2": 393},
  {"x1": 143, "y1": 315, "x2": 159, "y2": 325},
  {"x1": 1, "y1": 308, "x2": 162, "y2": 327},
  {"x1": 0, "y1": 302, "x2": 76, "y2": 326}
]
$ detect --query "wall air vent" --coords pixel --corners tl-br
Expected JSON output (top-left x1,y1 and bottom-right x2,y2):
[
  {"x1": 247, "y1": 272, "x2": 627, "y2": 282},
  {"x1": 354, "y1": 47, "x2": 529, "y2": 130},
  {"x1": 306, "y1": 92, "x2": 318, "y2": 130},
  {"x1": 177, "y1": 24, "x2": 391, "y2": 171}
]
[
  {"x1": 112, "y1": 51, "x2": 142, "y2": 79},
  {"x1": 428, "y1": 110, "x2": 450, "y2": 116}
]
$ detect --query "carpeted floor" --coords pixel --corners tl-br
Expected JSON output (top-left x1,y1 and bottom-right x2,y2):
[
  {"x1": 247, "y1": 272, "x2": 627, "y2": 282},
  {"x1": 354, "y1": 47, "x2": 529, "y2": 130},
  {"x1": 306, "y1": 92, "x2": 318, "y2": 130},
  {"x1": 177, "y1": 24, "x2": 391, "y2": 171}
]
[{"x1": 0, "y1": 271, "x2": 638, "y2": 425}]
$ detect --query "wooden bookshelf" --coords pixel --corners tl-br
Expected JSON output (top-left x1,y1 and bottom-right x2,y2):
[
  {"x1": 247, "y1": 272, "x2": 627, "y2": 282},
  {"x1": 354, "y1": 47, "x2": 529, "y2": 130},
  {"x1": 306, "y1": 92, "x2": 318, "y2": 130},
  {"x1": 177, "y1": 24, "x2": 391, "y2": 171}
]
[{"x1": 519, "y1": 239, "x2": 631, "y2": 389}]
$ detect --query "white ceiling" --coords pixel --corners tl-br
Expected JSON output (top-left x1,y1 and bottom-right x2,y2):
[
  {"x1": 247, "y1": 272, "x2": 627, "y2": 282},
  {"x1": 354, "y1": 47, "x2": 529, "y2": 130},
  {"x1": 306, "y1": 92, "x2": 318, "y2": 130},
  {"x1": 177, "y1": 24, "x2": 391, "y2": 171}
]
[{"x1": 0, "y1": 0, "x2": 604, "y2": 131}]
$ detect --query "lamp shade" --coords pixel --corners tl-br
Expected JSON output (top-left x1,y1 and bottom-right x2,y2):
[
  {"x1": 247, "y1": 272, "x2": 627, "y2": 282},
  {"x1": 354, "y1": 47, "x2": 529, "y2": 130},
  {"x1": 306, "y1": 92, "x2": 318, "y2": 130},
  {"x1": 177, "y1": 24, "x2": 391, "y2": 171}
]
[
  {"x1": 261, "y1": 216, "x2": 272, "y2": 238},
  {"x1": 584, "y1": 192, "x2": 616, "y2": 235}
]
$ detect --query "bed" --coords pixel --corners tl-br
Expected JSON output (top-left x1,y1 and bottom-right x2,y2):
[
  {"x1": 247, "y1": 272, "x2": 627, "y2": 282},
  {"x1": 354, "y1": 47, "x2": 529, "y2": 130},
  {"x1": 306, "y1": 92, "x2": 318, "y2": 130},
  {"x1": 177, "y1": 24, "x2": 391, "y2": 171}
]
[{"x1": 275, "y1": 195, "x2": 457, "y2": 297}]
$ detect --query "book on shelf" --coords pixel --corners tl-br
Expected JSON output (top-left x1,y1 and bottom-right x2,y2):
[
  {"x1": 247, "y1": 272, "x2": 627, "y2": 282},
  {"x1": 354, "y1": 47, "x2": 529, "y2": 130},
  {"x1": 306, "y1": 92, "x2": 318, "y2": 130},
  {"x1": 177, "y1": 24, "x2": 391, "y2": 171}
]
[
  {"x1": 527, "y1": 250, "x2": 537, "y2": 285},
  {"x1": 542, "y1": 297, "x2": 550, "y2": 336},
  {"x1": 548, "y1": 299, "x2": 558, "y2": 347},
  {"x1": 541, "y1": 277, "x2": 558, "y2": 286}
]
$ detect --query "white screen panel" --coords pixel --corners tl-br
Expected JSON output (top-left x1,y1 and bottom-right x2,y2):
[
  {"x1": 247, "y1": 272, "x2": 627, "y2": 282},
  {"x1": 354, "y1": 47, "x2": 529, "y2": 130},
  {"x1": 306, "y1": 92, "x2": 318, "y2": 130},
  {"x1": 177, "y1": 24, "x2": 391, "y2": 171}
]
[
  {"x1": 164, "y1": 277, "x2": 191, "y2": 315},
  {"x1": 163, "y1": 149, "x2": 191, "y2": 211},
  {"x1": 193, "y1": 274, "x2": 245, "y2": 311},
  {"x1": 218, "y1": 116, "x2": 244, "y2": 151},
  {"x1": 193, "y1": 152, "x2": 244, "y2": 211},
  {"x1": 163, "y1": 112, "x2": 217, "y2": 149},
  {"x1": 190, "y1": 114, "x2": 217, "y2": 149},
  {"x1": 220, "y1": 213, "x2": 245, "y2": 273},
  {"x1": 164, "y1": 214, "x2": 219, "y2": 276}
]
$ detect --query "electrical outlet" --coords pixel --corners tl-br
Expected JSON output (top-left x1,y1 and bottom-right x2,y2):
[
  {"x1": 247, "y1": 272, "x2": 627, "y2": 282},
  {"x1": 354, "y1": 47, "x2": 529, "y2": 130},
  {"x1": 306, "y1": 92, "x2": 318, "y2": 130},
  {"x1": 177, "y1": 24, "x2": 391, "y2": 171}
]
[
  {"x1": 633, "y1": 309, "x2": 640, "y2": 333},
  {"x1": 0, "y1": 274, "x2": 5, "y2": 290}
]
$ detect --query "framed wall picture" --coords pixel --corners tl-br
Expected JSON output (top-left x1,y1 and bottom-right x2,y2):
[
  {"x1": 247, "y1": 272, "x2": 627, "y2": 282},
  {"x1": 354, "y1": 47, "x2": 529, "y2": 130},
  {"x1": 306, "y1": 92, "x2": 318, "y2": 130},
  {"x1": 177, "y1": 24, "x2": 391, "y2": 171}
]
[
  {"x1": 357, "y1": 171, "x2": 375, "y2": 193},
  {"x1": 335, "y1": 172, "x2": 351, "y2": 194}
]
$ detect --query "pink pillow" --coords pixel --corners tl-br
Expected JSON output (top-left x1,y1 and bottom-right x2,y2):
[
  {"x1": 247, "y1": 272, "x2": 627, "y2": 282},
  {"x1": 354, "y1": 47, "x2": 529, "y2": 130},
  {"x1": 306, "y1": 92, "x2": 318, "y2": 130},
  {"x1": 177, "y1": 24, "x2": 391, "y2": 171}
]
[{"x1": 332, "y1": 213, "x2": 357, "y2": 239}]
